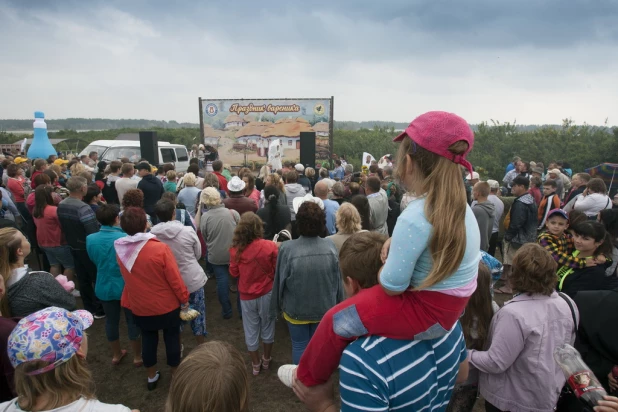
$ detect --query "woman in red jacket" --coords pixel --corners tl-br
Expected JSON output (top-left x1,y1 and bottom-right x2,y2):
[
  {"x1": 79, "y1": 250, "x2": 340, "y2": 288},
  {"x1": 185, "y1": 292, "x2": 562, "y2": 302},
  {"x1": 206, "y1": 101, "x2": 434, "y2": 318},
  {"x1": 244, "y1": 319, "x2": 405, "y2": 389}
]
[
  {"x1": 230, "y1": 212, "x2": 278, "y2": 376},
  {"x1": 114, "y1": 207, "x2": 189, "y2": 391}
]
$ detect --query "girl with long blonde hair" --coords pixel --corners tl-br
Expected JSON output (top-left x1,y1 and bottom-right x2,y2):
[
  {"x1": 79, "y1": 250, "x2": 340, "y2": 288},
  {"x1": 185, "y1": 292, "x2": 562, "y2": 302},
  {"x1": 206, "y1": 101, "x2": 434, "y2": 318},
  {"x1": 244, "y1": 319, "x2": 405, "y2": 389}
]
[{"x1": 281, "y1": 111, "x2": 481, "y2": 389}]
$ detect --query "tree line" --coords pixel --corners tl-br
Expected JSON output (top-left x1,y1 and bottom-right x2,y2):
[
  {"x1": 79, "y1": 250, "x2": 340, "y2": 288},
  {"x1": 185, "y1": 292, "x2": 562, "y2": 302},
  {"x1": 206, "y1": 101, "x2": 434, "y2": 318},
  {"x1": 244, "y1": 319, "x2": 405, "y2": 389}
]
[{"x1": 1, "y1": 119, "x2": 615, "y2": 181}]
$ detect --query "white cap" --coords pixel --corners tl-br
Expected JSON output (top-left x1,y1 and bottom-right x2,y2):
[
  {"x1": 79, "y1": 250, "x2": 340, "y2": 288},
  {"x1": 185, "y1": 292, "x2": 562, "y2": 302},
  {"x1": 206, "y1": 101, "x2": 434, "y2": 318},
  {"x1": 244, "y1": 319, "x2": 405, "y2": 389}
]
[
  {"x1": 466, "y1": 172, "x2": 480, "y2": 180},
  {"x1": 294, "y1": 164, "x2": 305, "y2": 173},
  {"x1": 487, "y1": 179, "x2": 500, "y2": 190}
]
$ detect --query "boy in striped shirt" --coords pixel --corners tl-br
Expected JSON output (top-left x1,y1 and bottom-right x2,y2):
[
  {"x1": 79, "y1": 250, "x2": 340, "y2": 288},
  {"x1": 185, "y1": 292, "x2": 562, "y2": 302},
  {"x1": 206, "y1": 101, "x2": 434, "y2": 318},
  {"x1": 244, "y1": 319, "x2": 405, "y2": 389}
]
[{"x1": 283, "y1": 232, "x2": 469, "y2": 411}]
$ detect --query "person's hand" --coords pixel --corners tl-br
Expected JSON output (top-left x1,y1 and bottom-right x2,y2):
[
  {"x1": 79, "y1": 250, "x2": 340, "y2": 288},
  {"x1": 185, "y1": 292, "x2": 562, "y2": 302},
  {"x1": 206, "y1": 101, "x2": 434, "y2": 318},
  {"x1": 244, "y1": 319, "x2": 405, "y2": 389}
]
[
  {"x1": 180, "y1": 302, "x2": 189, "y2": 310},
  {"x1": 594, "y1": 396, "x2": 618, "y2": 412},
  {"x1": 608, "y1": 371, "x2": 618, "y2": 392},
  {"x1": 292, "y1": 371, "x2": 337, "y2": 412},
  {"x1": 585, "y1": 257, "x2": 598, "y2": 267},
  {"x1": 380, "y1": 238, "x2": 392, "y2": 263}
]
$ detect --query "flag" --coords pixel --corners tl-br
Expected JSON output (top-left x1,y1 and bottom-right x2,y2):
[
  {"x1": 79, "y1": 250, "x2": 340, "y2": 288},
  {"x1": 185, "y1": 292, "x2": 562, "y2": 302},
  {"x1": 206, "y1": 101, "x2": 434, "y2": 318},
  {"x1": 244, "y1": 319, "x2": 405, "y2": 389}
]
[{"x1": 362, "y1": 152, "x2": 375, "y2": 167}]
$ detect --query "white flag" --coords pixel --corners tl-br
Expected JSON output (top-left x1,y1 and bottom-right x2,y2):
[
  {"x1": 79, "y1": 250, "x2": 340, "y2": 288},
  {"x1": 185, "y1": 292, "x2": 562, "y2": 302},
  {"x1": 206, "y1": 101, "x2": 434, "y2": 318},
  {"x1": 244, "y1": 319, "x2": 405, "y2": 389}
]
[
  {"x1": 20, "y1": 137, "x2": 27, "y2": 152},
  {"x1": 362, "y1": 152, "x2": 375, "y2": 167}
]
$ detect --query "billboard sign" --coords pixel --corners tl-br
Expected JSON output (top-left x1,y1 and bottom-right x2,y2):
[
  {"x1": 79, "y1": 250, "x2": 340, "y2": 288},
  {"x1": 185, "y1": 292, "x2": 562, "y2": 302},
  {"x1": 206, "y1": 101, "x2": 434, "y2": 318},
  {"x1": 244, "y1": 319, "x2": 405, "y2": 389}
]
[{"x1": 199, "y1": 97, "x2": 333, "y2": 167}]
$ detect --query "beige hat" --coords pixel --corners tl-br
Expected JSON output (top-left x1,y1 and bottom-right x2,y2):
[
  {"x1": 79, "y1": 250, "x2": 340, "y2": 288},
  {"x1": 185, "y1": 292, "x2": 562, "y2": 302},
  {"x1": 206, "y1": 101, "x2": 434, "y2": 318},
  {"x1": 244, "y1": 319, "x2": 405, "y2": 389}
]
[
  {"x1": 487, "y1": 179, "x2": 500, "y2": 189},
  {"x1": 548, "y1": 168, "x2": 561, "y2": 176}
]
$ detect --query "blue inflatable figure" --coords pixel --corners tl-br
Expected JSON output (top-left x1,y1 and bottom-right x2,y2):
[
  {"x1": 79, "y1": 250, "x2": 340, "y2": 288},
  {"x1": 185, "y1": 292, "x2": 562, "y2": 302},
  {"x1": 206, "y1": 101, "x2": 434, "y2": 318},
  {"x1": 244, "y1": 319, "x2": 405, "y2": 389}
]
[{"x1": 26, "y1": 111, "x2": 56, "y2": 160}]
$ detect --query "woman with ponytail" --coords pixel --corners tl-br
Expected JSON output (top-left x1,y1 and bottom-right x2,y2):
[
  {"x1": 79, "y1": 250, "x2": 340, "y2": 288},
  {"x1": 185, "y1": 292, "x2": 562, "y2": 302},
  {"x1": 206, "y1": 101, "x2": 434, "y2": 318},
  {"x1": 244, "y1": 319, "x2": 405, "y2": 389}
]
[
  {"x1": 256, "y1": 186, "x2": 291, "y2": 240},
  {"x1": 0, "y1": 227, "x2": 76, "y2": 318},
  {"x1": 282, "y1": 111, "x2": 481, "y2": 390}
]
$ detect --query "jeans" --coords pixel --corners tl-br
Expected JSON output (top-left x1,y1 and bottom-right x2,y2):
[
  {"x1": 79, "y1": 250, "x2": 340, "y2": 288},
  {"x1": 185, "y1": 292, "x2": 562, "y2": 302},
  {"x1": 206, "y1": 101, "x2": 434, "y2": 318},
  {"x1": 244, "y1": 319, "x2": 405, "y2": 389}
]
[
  {"x1": 100, "y1": 300, "x2": 140, "y2": 342},
  {"x1": 212, "y1": 264, "x2": 233, "y2": 318},
  {"x1": 287, "y1": 321, "x2": 319, "y2": 364},
  {"x1": 71, "y1": 249, "x2": 103, "y2": 316}
]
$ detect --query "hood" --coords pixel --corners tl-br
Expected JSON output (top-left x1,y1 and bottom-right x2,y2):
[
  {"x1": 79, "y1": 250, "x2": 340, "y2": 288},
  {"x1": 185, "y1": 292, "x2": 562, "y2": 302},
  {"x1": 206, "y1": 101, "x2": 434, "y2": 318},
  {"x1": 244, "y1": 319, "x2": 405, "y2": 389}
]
[
  {"x1": 516, "y1": 193, "x2": 535, "y2": 205},
  {"x1": 141, "y1": 174, "x2": 157, "y2": 184},
  {"x1": 285, "y1": 183, "x2": 304, "y2": 194},
  {"x1": 114, "y1": 233, "x2": 156, "y2": 272},
  {"x1": 475, "y1": 201, "x2": 495, "y2": 218},
  {"x1": 150, "y1": 221, "x2": 185, "y2": 240}
]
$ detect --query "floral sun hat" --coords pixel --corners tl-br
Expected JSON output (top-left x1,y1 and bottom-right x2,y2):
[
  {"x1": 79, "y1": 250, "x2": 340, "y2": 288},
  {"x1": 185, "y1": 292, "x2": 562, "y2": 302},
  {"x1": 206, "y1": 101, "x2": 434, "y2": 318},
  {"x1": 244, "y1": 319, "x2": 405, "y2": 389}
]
[{"x1": 7, "y1": 306, "x2": 93, "y2": 376}]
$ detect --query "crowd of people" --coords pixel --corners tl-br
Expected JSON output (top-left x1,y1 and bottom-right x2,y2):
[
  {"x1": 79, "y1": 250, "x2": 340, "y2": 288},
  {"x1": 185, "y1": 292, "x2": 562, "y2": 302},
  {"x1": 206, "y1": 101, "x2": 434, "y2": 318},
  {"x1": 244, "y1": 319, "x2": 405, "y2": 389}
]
[{"x1": 0, "y1": 112, "x2": 617, "y2": 412}]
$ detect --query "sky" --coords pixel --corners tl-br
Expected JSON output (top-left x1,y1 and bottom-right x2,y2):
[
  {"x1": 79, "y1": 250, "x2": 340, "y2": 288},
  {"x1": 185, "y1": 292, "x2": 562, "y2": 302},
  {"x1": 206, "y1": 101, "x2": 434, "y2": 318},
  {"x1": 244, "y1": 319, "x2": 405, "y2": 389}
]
[{"x1": 1, "y1": 0, "x2": 618, "y2": 125}]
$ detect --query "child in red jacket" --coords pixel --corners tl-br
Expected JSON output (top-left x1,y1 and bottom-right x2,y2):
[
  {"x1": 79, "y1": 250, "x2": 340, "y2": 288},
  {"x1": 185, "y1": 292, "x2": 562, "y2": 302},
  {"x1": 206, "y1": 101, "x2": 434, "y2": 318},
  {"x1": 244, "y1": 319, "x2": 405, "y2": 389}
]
[{"x1": 230, "y1": 212, "x2": 278, "y2": 376}]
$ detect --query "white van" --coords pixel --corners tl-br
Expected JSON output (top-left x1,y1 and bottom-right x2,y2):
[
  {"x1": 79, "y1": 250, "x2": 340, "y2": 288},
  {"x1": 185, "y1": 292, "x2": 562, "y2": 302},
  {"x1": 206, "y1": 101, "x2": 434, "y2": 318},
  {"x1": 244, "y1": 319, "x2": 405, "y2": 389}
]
[{"x1": 78, "y1": 140, "x2": 190, "y2": 172}]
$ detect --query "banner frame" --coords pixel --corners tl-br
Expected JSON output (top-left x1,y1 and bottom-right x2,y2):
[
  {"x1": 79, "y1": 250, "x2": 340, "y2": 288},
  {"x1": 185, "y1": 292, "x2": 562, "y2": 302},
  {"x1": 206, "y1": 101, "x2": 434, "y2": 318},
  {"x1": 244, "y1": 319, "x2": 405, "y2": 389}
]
[{"x1": 198, "y1": 97, "x2": 334, "y2": 167}]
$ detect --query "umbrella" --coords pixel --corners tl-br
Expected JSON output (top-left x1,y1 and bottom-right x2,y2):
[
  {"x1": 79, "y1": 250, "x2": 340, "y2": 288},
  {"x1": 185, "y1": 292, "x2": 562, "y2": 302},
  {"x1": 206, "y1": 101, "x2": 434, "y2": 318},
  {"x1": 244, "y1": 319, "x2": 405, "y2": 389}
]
[{"x1": 585, "y1": 163, "x2": 618, "y2": 192}]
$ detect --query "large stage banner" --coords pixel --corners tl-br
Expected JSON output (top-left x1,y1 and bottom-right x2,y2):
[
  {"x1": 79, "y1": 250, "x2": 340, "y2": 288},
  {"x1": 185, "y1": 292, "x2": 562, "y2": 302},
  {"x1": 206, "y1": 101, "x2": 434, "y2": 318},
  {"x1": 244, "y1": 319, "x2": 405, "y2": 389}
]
[{"x1": 199, "y1": 97, "x2": 333, "y2": 167}]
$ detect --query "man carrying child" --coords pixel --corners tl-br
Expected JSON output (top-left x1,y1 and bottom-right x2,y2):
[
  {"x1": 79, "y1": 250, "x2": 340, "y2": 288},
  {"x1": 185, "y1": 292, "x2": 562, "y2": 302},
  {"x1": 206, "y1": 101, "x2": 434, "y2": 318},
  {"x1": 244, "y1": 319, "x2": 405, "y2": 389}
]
[{"x1": 289, "y1": 232, "x2": 469, "y2": 411}]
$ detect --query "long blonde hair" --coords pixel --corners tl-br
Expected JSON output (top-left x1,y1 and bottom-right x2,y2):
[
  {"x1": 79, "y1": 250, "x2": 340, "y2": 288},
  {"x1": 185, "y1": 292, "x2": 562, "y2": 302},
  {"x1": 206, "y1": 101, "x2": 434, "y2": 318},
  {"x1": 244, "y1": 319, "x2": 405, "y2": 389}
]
[
  {"x1": 268, "y1": 173, "x2": 285, "y2": 193},
  {"x1": 14, "y1": 354, "x2": 95, "y2": 411},
  {"x1": 396, "y1": 138, "x2": 469, "y2": 289},
  {"x1": 166, "y1": 341, "x2": 249, "y2": 412},
  {"x1": 0, "y1": 228, "x2": 22, "y2": 317}
]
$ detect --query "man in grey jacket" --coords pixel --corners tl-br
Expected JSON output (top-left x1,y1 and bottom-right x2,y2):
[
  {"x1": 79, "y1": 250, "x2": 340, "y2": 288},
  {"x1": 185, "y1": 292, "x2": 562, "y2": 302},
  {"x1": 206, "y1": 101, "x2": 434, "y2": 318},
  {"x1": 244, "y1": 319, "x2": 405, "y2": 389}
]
[
  {"x1": 284, "y1": 170, "x2": 306, "y2": 222},
  {"x1": 472, "y1": 182, "x2": 496, "y2": 252},
  {"x1": 365, "y1": 177, "x2": 388, "y2": 235}
]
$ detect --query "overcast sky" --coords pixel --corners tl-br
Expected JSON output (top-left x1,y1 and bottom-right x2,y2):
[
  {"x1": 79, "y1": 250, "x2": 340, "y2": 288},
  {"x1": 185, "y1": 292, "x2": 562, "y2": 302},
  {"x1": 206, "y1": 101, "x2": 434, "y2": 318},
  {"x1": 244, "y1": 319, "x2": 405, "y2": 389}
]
[{"x1": 1, "y1": 0, "x2": 617, "y2": 125}]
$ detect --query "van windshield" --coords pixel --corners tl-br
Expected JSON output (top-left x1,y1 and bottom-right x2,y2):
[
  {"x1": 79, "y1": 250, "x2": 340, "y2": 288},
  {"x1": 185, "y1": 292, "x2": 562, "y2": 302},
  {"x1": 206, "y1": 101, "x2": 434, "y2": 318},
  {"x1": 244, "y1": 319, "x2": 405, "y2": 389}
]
[
  {"x1": 78, "y1": 145, "x2": 107, "y2": 158},
  {"x1": 103, "y1": 147, "x2": 142, "y2": 163}
]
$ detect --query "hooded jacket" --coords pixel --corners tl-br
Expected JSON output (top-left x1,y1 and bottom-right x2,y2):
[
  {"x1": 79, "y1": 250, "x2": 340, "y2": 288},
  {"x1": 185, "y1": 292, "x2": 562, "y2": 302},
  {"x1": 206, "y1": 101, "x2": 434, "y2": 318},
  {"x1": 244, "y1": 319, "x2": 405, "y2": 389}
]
[
  {"x1": 137, "y1": 174, "x2": 164, "y2": 215},
  {"x1": 284, "y1": 183, "x2": 306, "y2": 221},
  {"x1": 472, "y1": 201, "x2": 496, "y2": 252},
  {"x1": 504, "y1": 193, "x2": 537, "y2": 246},
  {"x1": 150, "y1": 221, "x2": 207, "y2": 293},
  {"x1": 229, "y1": 239, "x2": 278, "y2": 300}
]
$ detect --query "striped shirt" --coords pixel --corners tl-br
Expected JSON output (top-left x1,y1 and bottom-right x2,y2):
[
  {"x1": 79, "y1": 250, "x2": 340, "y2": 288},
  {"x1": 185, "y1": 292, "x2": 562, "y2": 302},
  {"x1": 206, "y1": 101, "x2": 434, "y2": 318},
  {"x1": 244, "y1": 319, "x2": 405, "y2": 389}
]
[{"x1": 339, "y1": 322, "x2": 467, "y2": 411}]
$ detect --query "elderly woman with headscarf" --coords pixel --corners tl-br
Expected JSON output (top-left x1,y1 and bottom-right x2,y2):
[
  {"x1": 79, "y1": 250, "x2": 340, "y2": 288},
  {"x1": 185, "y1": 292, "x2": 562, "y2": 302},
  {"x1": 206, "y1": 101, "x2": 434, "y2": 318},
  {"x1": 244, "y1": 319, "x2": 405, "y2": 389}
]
[
  {"x1": 198, "y1": 187, "x2": 240, "y2": 319},
  {"x1": 270, "y1": 195, "x2": 344, "y2": 364}
]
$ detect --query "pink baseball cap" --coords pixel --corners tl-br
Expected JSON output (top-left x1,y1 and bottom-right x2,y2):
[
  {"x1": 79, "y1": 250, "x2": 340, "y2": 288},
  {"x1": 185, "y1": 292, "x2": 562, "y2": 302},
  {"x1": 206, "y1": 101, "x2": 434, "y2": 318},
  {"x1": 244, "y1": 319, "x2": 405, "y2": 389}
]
[{"x1": 393, "y1": 111, "x2": 475, "y2": 174}]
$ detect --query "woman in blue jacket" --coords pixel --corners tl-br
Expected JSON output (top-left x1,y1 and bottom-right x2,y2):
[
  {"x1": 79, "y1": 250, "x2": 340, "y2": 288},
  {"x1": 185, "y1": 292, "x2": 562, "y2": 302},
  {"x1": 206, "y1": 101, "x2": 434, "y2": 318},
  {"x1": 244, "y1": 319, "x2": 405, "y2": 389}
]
[{"x1": 86, "y1": 203, "x2": 142, "y2": 366}]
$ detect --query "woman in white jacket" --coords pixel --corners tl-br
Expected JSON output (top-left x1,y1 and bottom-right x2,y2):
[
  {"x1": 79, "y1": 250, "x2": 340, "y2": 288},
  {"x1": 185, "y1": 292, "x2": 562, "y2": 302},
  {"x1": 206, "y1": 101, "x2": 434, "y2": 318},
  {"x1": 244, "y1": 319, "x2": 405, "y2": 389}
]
[
  {"x1": 573, "y1": 178, "x2": 612, "y2": 218},
  {"x1": 151, "y1": 199, "x2": 208, "y2": 344}
]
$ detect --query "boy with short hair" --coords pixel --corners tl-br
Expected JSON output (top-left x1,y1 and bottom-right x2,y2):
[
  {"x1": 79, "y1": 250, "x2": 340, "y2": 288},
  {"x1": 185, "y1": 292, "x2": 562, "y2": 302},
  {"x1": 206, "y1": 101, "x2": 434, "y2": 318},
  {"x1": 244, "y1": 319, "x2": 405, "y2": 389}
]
[
  {"x1": 537, "y1": 209, "x2": 599, "y2": 269},
  {"x1": 538, "y1": 179, "x2": 561, "y2": 230}
]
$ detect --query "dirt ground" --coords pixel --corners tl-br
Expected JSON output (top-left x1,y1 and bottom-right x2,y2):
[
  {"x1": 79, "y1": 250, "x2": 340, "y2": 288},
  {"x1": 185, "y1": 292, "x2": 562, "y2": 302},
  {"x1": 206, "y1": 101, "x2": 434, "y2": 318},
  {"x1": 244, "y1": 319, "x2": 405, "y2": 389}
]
[{"x1": 85, "y1": 278, "x2": 307, "y2": 412}]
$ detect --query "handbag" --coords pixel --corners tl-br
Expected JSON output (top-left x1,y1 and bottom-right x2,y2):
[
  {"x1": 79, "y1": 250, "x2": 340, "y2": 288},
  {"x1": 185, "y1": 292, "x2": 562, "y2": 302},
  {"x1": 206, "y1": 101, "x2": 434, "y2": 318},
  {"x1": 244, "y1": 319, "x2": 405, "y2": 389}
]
[{"x1": 273, "y1": 229, "x2": 291, "y2": 243}]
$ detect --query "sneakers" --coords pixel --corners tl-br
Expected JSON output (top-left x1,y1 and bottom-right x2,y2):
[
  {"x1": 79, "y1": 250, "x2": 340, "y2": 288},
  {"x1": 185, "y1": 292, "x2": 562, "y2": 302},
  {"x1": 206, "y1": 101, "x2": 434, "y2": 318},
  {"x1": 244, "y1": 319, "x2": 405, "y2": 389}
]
[
  {"x1": 93, "y1": 313, "x2": 106, "y2": 320},
  {"x1": 147, "y1": 371, "x2": 161, "y2": 391},
  {"x1": 277, "y1": 364, "x2": 297, "y2": 388}
]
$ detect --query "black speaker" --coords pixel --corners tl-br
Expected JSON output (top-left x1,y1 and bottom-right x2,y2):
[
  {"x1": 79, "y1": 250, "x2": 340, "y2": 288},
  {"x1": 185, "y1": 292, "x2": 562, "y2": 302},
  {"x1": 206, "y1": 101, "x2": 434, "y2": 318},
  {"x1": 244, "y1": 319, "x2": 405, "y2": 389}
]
[
  {"x1": 299, "y1": 131, "x2": 316, "y2": 168},
  {"x1": 139, "y1": 131, "x2": 158, "y2": 166}
]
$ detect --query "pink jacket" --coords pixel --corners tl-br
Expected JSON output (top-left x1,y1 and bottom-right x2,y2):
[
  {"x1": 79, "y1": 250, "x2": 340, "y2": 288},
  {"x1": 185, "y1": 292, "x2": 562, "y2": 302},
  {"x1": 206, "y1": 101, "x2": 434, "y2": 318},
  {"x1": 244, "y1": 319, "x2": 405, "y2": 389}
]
[{"x1": 469, "y1": 292, "x2": 577, "y2": 412}]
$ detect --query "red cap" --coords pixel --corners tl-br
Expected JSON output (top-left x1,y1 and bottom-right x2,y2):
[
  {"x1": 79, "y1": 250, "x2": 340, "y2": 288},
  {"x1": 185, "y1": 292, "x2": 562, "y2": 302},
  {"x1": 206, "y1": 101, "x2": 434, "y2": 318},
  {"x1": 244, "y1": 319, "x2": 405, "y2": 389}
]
[{"x1": 393, "y1": 111, "x2": 474, "y2": 174}]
